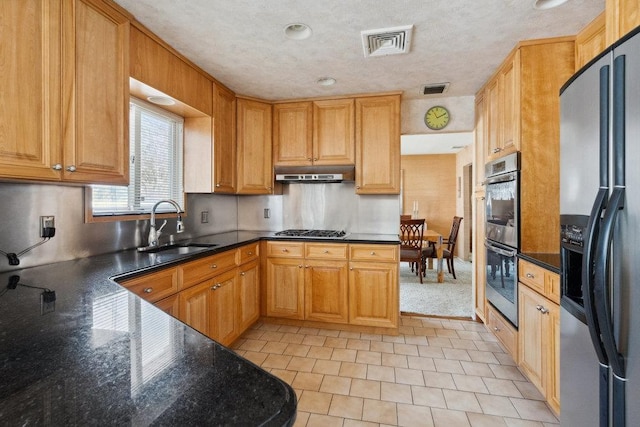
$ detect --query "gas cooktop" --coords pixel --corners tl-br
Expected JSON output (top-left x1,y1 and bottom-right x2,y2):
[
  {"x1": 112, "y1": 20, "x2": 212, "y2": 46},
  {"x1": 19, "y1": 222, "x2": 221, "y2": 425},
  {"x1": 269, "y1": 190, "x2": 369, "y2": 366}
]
[{"x1": 273, "y1": 229, "x2": 348, "y2": 239}]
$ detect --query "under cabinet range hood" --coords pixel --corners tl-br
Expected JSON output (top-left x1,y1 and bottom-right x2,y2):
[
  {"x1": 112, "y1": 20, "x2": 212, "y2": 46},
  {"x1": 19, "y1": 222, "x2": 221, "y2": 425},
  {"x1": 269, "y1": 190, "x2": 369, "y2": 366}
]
[{"x1": 274, "y1": 165, "x2": 355, "y2": 183}]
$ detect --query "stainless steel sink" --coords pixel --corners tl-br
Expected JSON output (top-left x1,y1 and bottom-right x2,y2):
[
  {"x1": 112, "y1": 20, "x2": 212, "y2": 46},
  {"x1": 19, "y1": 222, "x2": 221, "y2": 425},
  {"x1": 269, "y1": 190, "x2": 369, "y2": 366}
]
[{"x1": 137, "y1": 242, "x2": 218, "y2": 254}]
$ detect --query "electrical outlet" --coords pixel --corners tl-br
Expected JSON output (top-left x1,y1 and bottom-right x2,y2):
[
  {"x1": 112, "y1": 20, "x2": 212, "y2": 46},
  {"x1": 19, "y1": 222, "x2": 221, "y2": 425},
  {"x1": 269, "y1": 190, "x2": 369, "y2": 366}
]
[
  {"x1": 264, "y1": 208, "x2": 270, "y2": 219},
  {"x1": 201, "y1": 211, "x2": 209, "y2": 223},
  {"x1": 40, "y1": 216, "x2": 55, "y2": 238}
]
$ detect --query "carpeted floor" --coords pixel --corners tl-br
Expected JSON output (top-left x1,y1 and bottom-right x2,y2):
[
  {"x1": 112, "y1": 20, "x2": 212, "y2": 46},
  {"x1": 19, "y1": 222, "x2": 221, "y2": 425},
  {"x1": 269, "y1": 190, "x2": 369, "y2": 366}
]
[{"x1": 399, "y1": 258, "x2": 473, "y2": 318}]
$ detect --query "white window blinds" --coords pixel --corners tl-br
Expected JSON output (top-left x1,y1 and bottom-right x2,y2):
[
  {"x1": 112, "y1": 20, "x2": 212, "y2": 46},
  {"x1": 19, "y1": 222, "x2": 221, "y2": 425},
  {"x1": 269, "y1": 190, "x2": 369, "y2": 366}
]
[{"x1": 92, "y1": 98, "x2": 184, "y2": 216}]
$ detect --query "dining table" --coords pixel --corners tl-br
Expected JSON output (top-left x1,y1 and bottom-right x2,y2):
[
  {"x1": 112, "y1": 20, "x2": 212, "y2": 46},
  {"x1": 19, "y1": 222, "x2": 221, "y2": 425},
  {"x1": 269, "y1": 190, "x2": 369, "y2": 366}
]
[{"x1": 423, "y1": 230, "x2": 445, "y2": 283}]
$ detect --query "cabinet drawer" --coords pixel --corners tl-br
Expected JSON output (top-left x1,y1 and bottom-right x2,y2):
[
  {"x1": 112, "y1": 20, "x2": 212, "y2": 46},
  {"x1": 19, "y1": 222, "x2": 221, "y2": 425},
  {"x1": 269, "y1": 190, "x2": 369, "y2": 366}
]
[
  {"x1": 518, "y1": 259, "x2": 546, "y2": 294},
  {"x1": 266, "y1": 241, "x2": 304, "y2": 258},
  {"x1": 305, "y1": 243, "x2": 348, "y2": 260},
  {"x1": 238, "y1": 242, "x2": 259, "y2": 264},
  {"x1": 349, "y1": 244, "x2": 398, "y2": 262},
  {"x1": 119, "y1": 267, "x2": 179, "y2": 303},
  {"x1": 487, "y1": 304, "x2": 518, "y2": 360},
  {"x1": 179, "y1": 250, "x2": 238, "y2": 289}
]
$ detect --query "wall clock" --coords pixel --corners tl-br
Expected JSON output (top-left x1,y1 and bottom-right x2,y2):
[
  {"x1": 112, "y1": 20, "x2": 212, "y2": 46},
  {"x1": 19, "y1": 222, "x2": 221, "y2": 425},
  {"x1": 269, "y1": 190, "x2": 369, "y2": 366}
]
[{"x1": 424, "y1": 106, "x2": 450, "y2": 130}]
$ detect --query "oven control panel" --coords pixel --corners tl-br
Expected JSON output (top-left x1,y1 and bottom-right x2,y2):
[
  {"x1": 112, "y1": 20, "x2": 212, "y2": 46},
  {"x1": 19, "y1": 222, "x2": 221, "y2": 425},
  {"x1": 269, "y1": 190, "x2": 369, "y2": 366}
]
[{"x1": 560, "y1": 215, "x2": 589, "y2": 248}]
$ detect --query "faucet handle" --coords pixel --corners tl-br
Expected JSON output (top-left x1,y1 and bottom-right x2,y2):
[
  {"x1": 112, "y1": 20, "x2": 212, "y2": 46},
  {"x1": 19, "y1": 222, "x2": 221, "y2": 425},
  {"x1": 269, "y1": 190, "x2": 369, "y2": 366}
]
[{"x1": 176, "y1": 215, "x2": 185, "y2": 233}]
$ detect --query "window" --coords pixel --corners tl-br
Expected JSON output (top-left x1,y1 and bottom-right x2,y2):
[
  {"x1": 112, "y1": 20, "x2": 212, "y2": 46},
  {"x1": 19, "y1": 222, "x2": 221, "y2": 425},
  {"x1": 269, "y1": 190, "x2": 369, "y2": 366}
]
[{"x1": 91, "y1": 97, "x2": 184, "y2": 216}]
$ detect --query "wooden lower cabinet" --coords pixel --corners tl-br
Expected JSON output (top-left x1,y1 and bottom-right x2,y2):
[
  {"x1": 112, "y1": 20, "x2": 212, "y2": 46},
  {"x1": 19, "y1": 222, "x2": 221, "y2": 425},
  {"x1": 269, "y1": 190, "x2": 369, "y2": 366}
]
[
  {"x1": 348, "y1": 261, "x2": 398, "y2": 328},
  {"x1": 154, "y1": 294, "x2": 180, "y2": 317},
  {"x1": 486, "y1": 304, "x2": 518, "y2": 360},
  {"x1": 178, "y1": 279, "x2": 212, "y2": 336},
  {"x1": 209, "y1": 269, "x2": 238, "y2": 345},
  {"x1": 237, "y1": 259, "x2": 260, "y2": 332},
  {"x1": 266, "y1": 257, "x2": 305, "y2": 319},
  {"x1": 304, "y1": 259, "x2": 349, "y2": 323},
  {"x1": 518, "y1": 284, "x2": 560, "y2": 414}
]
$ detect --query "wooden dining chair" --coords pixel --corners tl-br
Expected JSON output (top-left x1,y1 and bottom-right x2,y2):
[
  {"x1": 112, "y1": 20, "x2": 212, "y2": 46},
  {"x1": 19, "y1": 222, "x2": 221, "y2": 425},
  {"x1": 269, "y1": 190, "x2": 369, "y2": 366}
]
[
  {"x1": 400, "y1": 218, "x2": 425, "y2": 283},
  {"x1": 422, "y1": 216, "x2": 463, "y2": 279}
]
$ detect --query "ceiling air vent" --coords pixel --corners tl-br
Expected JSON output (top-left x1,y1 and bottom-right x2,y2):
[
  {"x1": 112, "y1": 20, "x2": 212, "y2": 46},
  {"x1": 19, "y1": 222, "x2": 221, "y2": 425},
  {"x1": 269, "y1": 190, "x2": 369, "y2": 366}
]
[
  {"x1": 421, "y1": 83, "x2": 450, "y2": 96},
  {"x1": 361, "y1": 25, "x2": 413, "y2": 58}
]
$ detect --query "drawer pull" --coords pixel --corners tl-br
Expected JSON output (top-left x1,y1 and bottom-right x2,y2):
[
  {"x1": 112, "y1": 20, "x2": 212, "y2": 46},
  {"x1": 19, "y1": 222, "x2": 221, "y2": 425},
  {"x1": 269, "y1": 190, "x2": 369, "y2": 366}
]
[
  {"x1": 143, "y1": 287, "x2": 153, "y2": 294},
  {"x1": 66, "y1": 165, "x2": 77, "y2": 172},
  {"x1": 240, "y1": 272, "x2": 245, "y2": 276},
  {"x1": 539, "y1": 306, "x2": 550, "y2": 315},
  {"x1": 370, "y1": 251, "x2": 376, "y2": 255},
  {"x1": 248, "y1": 251, "x2": 253, "y2": 255},
  {"x1": 323, "y1": 250, "x2": 329, "y2": 254},
  {"x1": 210, "y1": 264, "x2": 217, "y2": 269},
  {"x1": 536, "y1": 305, "x2": 543, "y2": 311},
  {"x1": 526, "y1": 273, "x2": 535, "y2": 279},
  {"x1": 298, "y1": 264, "x2": 303, "y2": 268},
  {"x1": 52, "y1": 163, "x2": 63, "y2": 171},
  {"x1": 282, "y1": 248, "x2": 288, "y2": 252},
  {"x1": 494, "y1": 326, "x2": 501, "y2": 332},
  {"x1": 210, "y1": 284, "x2": 221, "y2": 290},
  {"x1": 493, "y1": 148, "x2": 501, "y2": 153}
]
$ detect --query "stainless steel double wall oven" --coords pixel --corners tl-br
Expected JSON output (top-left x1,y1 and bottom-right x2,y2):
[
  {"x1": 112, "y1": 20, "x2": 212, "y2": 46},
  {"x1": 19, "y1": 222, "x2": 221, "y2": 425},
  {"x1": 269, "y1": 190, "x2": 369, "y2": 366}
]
[{"x1": 484, "y1": 153, "x2": 520, "y2": 326}]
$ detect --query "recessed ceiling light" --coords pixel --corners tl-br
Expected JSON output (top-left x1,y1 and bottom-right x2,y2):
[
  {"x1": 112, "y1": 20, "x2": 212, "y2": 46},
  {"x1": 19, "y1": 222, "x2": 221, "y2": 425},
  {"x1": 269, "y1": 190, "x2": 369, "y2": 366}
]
[
  {"x1": 533, "y1": 0, "x2": 569, "y2": 9},
  {"x1": 147, "y1": 96, "x2": 175, "y2": 106},
  {"x1": 317, "y1": 77, "x2": 336, "y2": 86},
  {"x1": 284, "y1": 23, "x2": 312, "y2": 40}
]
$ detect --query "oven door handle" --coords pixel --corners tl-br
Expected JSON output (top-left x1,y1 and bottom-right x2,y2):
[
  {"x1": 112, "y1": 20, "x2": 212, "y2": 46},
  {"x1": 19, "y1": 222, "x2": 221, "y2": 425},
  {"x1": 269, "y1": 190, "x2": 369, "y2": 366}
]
[{"x1": 484, "y1": 241, "x2": 517, "y2": 257}]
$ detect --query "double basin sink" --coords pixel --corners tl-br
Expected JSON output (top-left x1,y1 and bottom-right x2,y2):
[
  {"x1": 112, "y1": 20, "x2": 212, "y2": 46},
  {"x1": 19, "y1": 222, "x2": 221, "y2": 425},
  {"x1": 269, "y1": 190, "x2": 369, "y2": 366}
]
[{"x1": 137, "y1": 242, "x2": 218, "y2": 256}]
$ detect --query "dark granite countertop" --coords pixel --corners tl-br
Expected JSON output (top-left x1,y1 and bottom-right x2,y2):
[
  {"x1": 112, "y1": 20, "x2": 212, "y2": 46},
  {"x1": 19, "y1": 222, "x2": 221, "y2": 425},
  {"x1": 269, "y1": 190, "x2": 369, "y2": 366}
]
[
  {"x1": 518, "y1": 252, "x2": 561, "y2": 274},
  {"x1": 0, "y1": 230, "x2": 398, "y2": 424}
]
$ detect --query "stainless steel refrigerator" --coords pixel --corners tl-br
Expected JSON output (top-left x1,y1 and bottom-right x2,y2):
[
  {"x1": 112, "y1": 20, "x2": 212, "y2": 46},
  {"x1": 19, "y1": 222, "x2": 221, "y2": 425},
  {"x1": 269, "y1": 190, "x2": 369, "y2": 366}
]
[{"x1": 560, "y1": 27, "x2": 640, "y2": 426}]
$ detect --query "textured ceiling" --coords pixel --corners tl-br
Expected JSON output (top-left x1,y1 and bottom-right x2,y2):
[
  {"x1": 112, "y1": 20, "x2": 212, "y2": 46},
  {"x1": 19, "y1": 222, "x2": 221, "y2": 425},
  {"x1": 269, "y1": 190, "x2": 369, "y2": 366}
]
[{"x1": 114, "y1": 0, "x2": 604, "y2": 102}]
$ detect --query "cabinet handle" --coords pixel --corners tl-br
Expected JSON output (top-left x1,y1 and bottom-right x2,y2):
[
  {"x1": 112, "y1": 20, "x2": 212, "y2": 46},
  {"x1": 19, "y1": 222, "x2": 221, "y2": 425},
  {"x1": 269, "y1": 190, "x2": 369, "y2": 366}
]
[
  {"x1": 305, "y1": 265, "x2": 309, "y2": 268},
  {"x1": 52, "y1": 163, "x2": 63, "y2": 171},
  {"x1": 370, "y1": 251, "x2": 376, "y2": 255},
  {"x1": 350, "y1": 267, "x2": 353, "y2": 270},
  {"x1": 307, "y1": 157, "x2": 312, "y2": 161},
  {"x1": 526, "y1": 273, "x2": 535, "y2": 279},
  {"x1": 66, "y1": 165, "x2": 77, "y2": 172},
  {"x1": 313, "y1": 158, "x2": 318, "y2": 161},
  {"x1": 536, "y1": 305, "x2": 543, "y2": 311},
  {"x1": 298, "y1": 264, "x2": 303, "y2": 268},
  {"x1": 323, "y1": 250, "x2": 329, "y2": 254},
  {"x1": 539, "y1": 306, "x2": 550, "y2": 315},
  {"x1": 240, "y1": 272, "x2": 245, "y2": 276},
  {"x1": 494, "y1": 326, "x2": 501, "y2": 332},
  {"x1": 210, "y1": 264, "x2": 217, "y2": 269},
  {"x1": 143, "y1": 287, "x2": 153, "y2": 294},
  {"x1": 282, "y1": 248, "x2": 288, "y2": 252},
  {"x1": 356, "y1": 185, "x2": 361, "y2": 189},
  {"x1": 493, "y1": 148, "x2": 501, "y2": 154},
  {"x1": 216, "y1": 183, "x2": 220, "y2": 187},
  {"x1": 248, "y1": 251, "x2": 253, "y2": 255}
]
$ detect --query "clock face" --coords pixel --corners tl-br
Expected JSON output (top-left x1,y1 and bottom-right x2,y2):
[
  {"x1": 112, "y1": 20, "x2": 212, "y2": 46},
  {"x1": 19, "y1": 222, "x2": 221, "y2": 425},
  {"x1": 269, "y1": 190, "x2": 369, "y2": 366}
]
[{"x1": 424, "y1": 106, "x2": 450, "y2": 130}]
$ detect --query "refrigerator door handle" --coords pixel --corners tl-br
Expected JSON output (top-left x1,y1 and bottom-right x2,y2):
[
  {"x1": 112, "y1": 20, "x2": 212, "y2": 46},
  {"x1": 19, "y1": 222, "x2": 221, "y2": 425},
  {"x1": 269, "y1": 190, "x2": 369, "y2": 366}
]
[{"x1": 594, "y1": 186, "x2": 626, "y2": 427}]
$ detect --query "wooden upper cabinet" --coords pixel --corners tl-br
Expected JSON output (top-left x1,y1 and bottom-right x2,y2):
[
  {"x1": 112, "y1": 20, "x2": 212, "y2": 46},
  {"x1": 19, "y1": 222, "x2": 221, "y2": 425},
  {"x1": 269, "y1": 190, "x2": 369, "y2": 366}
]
[
  {"x1": 606, "y1": 0, "x2": 640, "y2": 46},
  {"x1": 473, "y1": 93, "x2": 486, "y2": 189},
  {"x1": 313, "y1": 99, "x2": 355, "y2": 165},
  {"x1": 129, "y1": 26, "x2": 212, "y2": 115},
  {"x1": 576, "y1": 11, "x2": 606, "y2": 71},
  {"x1": 0, "y1": 0, "x2": 62, "y2": 181},
  {"x1": 62, "y1": 0, "x2": 129, "y2": 184},
  {"x1": 500, "y1": 51, "x2": 520, "y2": 156},
  {"x1": 355, "y1": 95, "x2": 401, "y2": 194},
  {"x1": 236, "y1": 98, "x2": 273, "y2": 194},
  {"x1": 485, "y1": 79, "x2": 500, "y2": 160},
  {"x1": 273, "y1": 102, "x2": 313, "y2": 165},
  {"x1": 213, "y1": 83, "x2": 237, "y2": 193}
]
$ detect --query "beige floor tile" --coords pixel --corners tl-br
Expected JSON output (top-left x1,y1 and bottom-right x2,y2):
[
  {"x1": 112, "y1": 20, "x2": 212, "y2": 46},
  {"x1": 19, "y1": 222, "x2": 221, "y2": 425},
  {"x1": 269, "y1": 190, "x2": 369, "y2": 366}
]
[
  {"x1": 367, "y1": 364, "x2": 395, "y2": 382},
  {"x1": 350, "y1": 378, "x2": 381, "y2": 400},
  {"x1": 347, "y1": 339, "x2": 371, "y2": 351},
  {"x1": 422, "y1": 371, "x2": 457, "y2": 390},
  {"x1": 411, "y1": 385, "x2": 447, "y2": 408},
  {"x1": 407, "y1": 355, "x2": 436, "y2": 371},
  {"x1": 261, "y1": 341, "x2": 289, "y2": 354},
  {"x1": 320, "y1": 375, "x2": 352, "y2": 395},
  {"x1": 417, "y1": 345, "x2": 445, "y2": 359},
  {"x1": 482, "y1": 378, "x2": 523, "y2": 398},
  {"x1": 356, "y1": 350, "x2": 382, "y2": 365},
  {"x1": 292, "y1": 372, "x2": 325, "y2": 391},
  {"x1": 428, "y1": 337, "x2": 454, "y2": 348},
  {"x1": 302, "y1": 335, "x2": 327, "y2": 346},
  {"x1": 431, "y1": 407, "x2": 471, "y2": 427},
  {"x1": 306, "y1": 413, "x2": 345, "y2": 427},
  {"x1": 421, "y1": 318, "x2": 444, "y2": 329},
  {"x1": 442, "y1": 389, "x2": 482, "y2": 413},
  {"x1": 298, "y1": 327, "x2": 321, "y2": 335},
  {"x1": 452, "y1": 374, "x2": 489, "y2": 393},
  {"x1": 278, "y1": 325, "x2": 301, "y2": 333},
  {"x1": 461, "y1": 361, "x2": 495, "y2": 377},
  {"x1": 404, "y1": 335, "x2": 429, "y2": 345},
  {"x1": 480, "y1": 331, "x2": 499, "y2": 342},
  {"x1": 261, "y1": 354, "x2": 292, "y2": 369},
  {"x1": 328, "y1": 394, "x2": 364, "y2": 419},
  {"x1": 381, "y1": 382, "x2": 413, "y2": 404},
  {"x1": 360, "y1": 333, "x2": 382, "y2": 342},
  {"x1": 381, "y1": 353, "x2": 408, "y2": 368},
  {"x1": 287, "y1": 356, "x2": 316, "y2": 372},
  {"x1": 269, "y1": 368, "x2": 297, "y2": 385},
  {"x1": 297, "y1": 390, "x2": 333, "y2": 414},
  {"x1": 242, "y1": 350, "x2": 268, "y2": 365},
  {"x1": 395, "y1": 367, "x2": 426, "y2": 386},
  {"x1": 293, "y1": 410, "x2": 310, "y2": 427},
  {"x1": 434, "y1": 358, "x2": 465, "y2": 374},
  {"x1": 258, "y1": 323, "x2": 281, "y2": 331},
  {"x1": 413, "y1": 326, "x2": 438, "y2": 337},
  {"x1": 339, "y1": 362, "x2": 368, "y2": 379},
  {"x1": 307, "y1": 345, "x2": 334, "y2": 360},
  {"x1": 443, "y1": 347, "x2": 472, "y2": 361},
  {"x1": 401, "y1": 317, "x2": 425, "y2": 327},
  {"x1": 435, "y1": 328, "x2": 460, "y2": 338},
  {"x1": 513, "y1": 380, "x2": 546, "y2": 400},
  {"x1": 442, "y1": 320, "x2": 466, "y2": 330},
  {"x1": 343, "y1": 419, "x2": 379, "y2": 427},
  {"x1": 241, "y1": 329, "x2": 265, "y2": 340},
  {"x1": 504, "y1": 419, "x2": 548, "y2": 427},
  {"x1": 490, "y1": 365, "x2": 527, "y2": 381},
  {"x1": 281, "y1": 332, "x2": 305, "y2": 344},
  {"x1": 325, "y1": 337, "x2": 349, "y2": 349},
  {"x1": 475, "y1": 341, "x2": 504, "y2": 352},
  {"x1": 331, "y1": 348, "x2": 358, "y2": 363},
  {"x1": 370, "y1": 340, "x2": 395, "y2": 353},
  {"x1": 382, "y1": 335, "x2": 406, "y2": 344},
  {"x1": 467, "y1": 412, "x2": 509, "y2": 427},
  {"x1": 495, "y1": 352, "x2": 518, "y2": 366},
  {"x1": 260, "y1": 331, "x2": 285, "y2": 341},
  {"x1": 450, "y1": 338, "x2": 479, "y2": 350},
  {"x1": 476, "y1": 394, "x2": 520, "y2": 418},
  {"x1": 238, "y1": 339, "x2": 267, "y2": 352},
  {"x1": 339, "y1": 330, "x2": 362, "y2": 339},
  {"x1": 313, "y1": 359, "x2": 342, "y2": 375},
  {"x1": 468, "y1": 350, "x2": 500, "y2": 364},
  {"x1": 318, "y1": 329, "x2": 341, "y2": 337},
  {"x1": 463, "y1": 322, "x2": 488, "y2": 332},
  {"x1": 362, "y1": 398, "x2": 397, "y2": 425},
  {"x1": 457, "y1": 330, "x2": 483, "y2": 341},
  {"x1": 284, "y1": 343, "x2": 312, "y2": 357},
  {"x1": 510, "y1": 398, "x2": 559, "y2": 423},
  {"x1": 398, "y1": 325, "x2": 415, "y2": 335},
  {"x1": 393, "y1": 343, "x2": 420, "y2": 356},
  {"x1": 397, "y1": 402, "x2": 434, "y2": 427}
]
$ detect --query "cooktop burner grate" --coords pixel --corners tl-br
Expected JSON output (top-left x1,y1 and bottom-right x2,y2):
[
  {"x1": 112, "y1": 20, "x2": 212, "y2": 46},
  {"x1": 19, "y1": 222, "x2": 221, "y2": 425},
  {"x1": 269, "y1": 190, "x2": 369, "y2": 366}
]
[{"x1": 274, "y1": 229, "x2": 348, "y2": 239}]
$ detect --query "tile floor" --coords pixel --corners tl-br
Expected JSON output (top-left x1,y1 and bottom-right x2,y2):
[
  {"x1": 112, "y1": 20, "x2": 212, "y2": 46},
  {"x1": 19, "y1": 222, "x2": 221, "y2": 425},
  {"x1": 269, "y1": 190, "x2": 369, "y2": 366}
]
[{"x1": 231, "y1": 316, "x2": 560, "y2": 427}]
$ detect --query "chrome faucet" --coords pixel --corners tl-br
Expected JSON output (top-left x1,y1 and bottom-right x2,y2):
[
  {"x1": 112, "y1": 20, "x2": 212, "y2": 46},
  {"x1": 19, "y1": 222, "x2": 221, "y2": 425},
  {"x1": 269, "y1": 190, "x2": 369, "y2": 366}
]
[{"x1": 148, "y1": 199, "x2": 184, "y2": 247}]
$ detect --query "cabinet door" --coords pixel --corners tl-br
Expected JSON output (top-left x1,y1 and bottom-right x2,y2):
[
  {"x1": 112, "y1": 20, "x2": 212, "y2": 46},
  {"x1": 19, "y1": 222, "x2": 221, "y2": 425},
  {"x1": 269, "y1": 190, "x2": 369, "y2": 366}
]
[
  {"x1": 575, "y1": 12, "x2": 606, "y2": 70},
  {"x1": 0, "y1": 0, "x2": 62, "y2": 181},
  {"x1": 213, "y1": 83, "x2": 237, "y2": 193},
  {"x1": 237, "y1": 98, "x2": 273, "y2": 194},
  {"x1": 210, "y1": 268, "x2": 238, "y2": 345},
  {"x1": 348, "y1": 261, "x2": 398, "y2": 328},
  {"x1": 266, "y1": 257, "x2": 305, "y2": 319},
  {"x1": 178, "y1": 280, "x2": 212, "y2": 336},
  {"x1": 473, "y1": 94, "x2": 486, "y2": 189},
  {"x1": 62, "y1": 0, "x2": 129, "y2": 184},
  {"x1": 606, "y1": 0, "x2": 640, "y2": 45},
  {"x1": 473, "y1": 193, "x2": 486, "y2": 321},
  {"x1": 155, "y1": 294, "x2": 180, "y2": 317},
  {"x1": 118, "y1": 267, "x2": 179, "y2": 303},
  {"x1": 237, "y1": 260, "x2": 260, "y2": 332},
  {"x1": 304, "y1": 259, "x2": 349, "y2": 323},
  {"x1": 547, "y1": 302, "x2": 560, "y2": 414},
  {"x1": 273, "y1": 102, "x2": 313, "y2": 165},
  {"x1": 500, "y1": 51, "x2": 519, "y2": 155},
  {"x1": 485, "y1": 78, "x2": 500, "y2": 160},
  {"x1": 355, "y1": 95, "x2": 400, "y2": 194},
  {"x1": 518, "y1": 285, "x2": 546, "y2": 394},
  {"x1": 313, "y1": 99, "x2": 355, "y2": 165}
]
